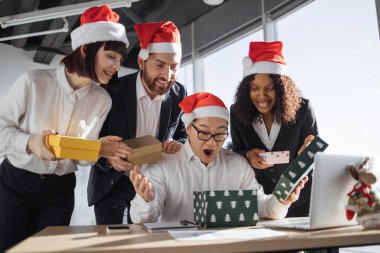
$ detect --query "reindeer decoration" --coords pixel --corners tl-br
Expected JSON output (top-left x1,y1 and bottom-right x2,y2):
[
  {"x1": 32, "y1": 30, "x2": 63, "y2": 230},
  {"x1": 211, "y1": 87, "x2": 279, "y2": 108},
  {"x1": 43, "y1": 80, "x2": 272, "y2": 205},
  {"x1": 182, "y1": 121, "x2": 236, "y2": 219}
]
[{"x1": 346, "y1": 157, "x2": 380, "y2": 228}]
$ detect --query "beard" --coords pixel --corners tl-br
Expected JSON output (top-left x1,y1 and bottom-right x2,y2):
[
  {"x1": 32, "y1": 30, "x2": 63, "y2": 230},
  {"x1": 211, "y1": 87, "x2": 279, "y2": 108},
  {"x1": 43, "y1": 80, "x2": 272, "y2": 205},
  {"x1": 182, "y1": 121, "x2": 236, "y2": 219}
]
[{"x1": 141, "y1": 70, "x2": 175, "y2": 95}]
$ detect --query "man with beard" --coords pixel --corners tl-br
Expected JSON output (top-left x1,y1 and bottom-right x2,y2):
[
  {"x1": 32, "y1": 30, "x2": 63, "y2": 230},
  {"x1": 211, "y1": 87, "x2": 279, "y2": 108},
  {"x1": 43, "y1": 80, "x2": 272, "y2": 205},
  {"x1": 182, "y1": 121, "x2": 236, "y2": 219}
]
[{"x1": 87, "y1": 21, "x2": 187, "y2": 225}]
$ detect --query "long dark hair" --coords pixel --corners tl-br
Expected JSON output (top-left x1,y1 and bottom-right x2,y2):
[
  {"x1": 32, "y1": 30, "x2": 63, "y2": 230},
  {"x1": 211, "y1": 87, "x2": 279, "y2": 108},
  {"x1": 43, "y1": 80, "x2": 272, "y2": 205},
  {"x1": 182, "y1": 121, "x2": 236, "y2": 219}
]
[
  {"x1": 232, "y1": 74, "x2": 302, "y2": 125},
  {"x1": 61, "y1": 41, "x2": 127, "y2": 83}
]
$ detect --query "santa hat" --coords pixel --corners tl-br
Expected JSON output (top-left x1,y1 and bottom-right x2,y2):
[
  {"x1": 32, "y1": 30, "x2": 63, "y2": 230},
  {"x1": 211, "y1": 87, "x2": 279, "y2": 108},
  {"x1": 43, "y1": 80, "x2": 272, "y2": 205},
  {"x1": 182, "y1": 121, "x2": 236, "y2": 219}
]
[
  {"x1": 179, "y1": 92, "x2": 229, "y2": 127},
  {"x1": 134, "y1": 21, "x2": 181, "y2": 60},
  {"x1": 242, "y1": 41, "x2": 287, "y2": 78},
  {"x1": 70, "y1": 4, "x2": 129, "y2": 51}
]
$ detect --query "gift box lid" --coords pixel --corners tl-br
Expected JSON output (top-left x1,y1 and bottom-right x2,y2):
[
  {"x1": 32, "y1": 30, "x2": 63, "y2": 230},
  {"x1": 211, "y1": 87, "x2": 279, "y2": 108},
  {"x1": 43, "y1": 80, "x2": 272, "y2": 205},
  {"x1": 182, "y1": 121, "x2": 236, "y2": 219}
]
[
  {"x1": 123, "y1": 135, "x2": 163, "y2": 165},
  {"x1": 48, "y1": 135, "x2": 101, "y2": 151}
]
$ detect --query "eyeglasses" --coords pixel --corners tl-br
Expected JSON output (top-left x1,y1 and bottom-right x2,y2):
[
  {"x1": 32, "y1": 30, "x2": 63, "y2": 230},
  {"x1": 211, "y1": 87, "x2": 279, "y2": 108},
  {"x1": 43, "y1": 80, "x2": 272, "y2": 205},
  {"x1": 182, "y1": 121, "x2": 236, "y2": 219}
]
[{"x1": 191, "y1": 123, "x2": 229, "y2": 142}]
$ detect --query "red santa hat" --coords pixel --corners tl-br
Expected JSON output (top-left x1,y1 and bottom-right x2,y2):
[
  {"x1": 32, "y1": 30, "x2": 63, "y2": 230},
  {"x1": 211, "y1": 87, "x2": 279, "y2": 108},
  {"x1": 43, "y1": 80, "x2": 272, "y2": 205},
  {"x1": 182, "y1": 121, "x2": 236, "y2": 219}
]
[
  {"x1": 134, "y1": 21, "x2": 181, "y2": 60},
  {"x1": 179, "y1": 92, "x2": 229, "y2": 127},
  {"x1": 70, "y1": 4, "x2": 129, "y2": 51},
  {"x1": 242, "y1": 41, "x2": 287, "y2": 78}
]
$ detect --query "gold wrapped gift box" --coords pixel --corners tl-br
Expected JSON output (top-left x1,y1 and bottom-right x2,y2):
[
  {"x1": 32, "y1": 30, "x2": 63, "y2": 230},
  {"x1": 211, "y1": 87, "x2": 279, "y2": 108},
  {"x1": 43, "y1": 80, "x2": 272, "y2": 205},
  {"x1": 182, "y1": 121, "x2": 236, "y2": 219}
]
[
  {"x1": 48, "y1": 135, "x2": 101, "y2": 161},
  {"x1": 123, "y1": 135, "x2": 163, "y2": 165}
]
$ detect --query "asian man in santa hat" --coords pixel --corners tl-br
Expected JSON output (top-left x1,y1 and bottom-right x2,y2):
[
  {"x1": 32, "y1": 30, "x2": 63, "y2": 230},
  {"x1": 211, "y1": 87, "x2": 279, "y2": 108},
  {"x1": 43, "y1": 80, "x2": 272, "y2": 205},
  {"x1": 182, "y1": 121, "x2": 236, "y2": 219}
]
[
  {"x1": 0, "y1": 4, "x2": 129, "y2": 251},
  {"x1": 88, "y1": 21, "x2": 187, "y2": 225},
  {"x1": 128, "y1": 92, "x2": 308, "y2": 223},
  {"x1": 230, "y1": 41, "x2": 318, "y2": 218}
]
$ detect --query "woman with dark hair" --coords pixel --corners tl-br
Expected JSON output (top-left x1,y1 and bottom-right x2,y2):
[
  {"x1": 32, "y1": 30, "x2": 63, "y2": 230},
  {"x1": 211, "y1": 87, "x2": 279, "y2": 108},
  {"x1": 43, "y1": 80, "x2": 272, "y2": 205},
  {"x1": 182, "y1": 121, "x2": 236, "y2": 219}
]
[
  {"x1": 230, "y1": 41, "x2": 318, "y2": 217},
  {"x1": 0, "y1": 5, "x2": 131, "y2": 252}
]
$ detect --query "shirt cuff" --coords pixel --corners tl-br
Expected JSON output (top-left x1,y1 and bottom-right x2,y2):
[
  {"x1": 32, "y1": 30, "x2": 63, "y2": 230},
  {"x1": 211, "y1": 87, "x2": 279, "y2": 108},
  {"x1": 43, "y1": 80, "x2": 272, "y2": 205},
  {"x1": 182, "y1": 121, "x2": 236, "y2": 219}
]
[
  {"x1": 268, "y1": 194, "x2": 289, "y2": 219},
  {"x1": 16, "y1": 132, "x2": 32, "y2": 154},
  {"x1": 134, "y1": 192, "x2": 158, "y2": 209}
]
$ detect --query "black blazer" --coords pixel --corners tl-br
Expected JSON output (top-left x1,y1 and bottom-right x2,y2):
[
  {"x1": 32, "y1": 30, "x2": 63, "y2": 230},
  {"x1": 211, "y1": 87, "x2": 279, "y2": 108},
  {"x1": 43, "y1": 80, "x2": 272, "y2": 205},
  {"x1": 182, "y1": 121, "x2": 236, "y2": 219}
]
[
  {"x1": 87, "y1": 72, "x2": 187, "y2": 206},
  {"x1": 230, "y1": 98, "x2": 318, "y2": 217}
]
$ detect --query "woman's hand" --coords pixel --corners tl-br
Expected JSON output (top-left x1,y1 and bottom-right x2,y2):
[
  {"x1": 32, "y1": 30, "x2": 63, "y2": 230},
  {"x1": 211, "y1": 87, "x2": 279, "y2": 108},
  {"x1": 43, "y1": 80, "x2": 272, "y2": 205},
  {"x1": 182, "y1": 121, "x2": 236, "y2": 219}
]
[
  {"x1": 27, "y1": 130, "x2": 57, "y2": 160},
  {"x1": 298, "y1": 135, "x2": 315, "y2": 155},
  {"x1": 245, "y1": 148, "x2": 273, "y2": 169},
  {"x1": 130, "y1": 165, "x2": 155, "y2": 202},
  {"x1": 280, "y1": 176, "x2": 308, "y2": 205}
]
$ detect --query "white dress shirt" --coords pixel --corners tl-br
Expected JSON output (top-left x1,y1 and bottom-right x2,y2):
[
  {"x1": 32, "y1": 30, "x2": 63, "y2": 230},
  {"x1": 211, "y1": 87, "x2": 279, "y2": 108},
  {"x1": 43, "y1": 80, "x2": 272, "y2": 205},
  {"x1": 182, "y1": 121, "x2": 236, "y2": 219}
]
[
  {"x1": 130, "y1": 141, "x2": 288, "y2": 223},
  {"x1": 135, "y1": 72, "x2": 164, "y2": 138},
  {"x1": 0, "y1": 65, "x2": 112, "y2": 175},
  {"x1": 252, "y1": 116, "x2": 281, "y2": 151}
]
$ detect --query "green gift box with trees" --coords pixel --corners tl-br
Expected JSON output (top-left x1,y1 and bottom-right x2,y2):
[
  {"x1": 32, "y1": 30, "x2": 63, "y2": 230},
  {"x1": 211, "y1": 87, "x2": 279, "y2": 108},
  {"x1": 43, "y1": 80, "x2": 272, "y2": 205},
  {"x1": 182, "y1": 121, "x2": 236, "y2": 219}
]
[{"x1": 193, "y1": 190, "x2": 258, "y2": 228}]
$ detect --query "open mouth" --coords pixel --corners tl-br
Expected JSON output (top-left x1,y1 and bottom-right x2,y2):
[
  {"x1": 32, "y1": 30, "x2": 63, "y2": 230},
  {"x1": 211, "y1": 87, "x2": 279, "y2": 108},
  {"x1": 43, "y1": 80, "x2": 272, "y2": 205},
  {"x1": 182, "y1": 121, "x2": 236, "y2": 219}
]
[
  {"x1": 203, "y1": 149, "x2": 213, "y2": 156},
  {"x1": 257, "y1": 101, "x2": 271, "y2": 108},
  {"x1": 155, "y1": 79, "x2": 168, "y2": 88}
]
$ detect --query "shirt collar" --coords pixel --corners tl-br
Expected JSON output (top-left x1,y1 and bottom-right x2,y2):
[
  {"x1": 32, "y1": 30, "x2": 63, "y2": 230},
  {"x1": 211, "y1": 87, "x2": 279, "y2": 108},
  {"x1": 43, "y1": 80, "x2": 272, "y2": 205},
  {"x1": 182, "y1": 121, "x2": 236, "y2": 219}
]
[
  {"x1": 183, "y1": 140, "x2": 196, "y2": 163},
  {"x1": 183, "y1": 140, "x2": 220, "y2": 168},
  {"x1": 136, "y1": 71, "x2": 166, "y2": 102},
  {"x1": 57, "y1": 64, "x2": 93, "y2": 100}
]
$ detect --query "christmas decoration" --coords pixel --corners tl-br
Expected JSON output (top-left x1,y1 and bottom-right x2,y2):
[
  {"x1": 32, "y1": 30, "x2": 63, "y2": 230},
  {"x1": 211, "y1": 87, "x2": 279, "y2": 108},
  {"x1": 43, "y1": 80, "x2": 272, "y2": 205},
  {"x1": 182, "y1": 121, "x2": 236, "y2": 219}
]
[{"x1": 346, "y1": 157, "x2": 380, "y2": 229}]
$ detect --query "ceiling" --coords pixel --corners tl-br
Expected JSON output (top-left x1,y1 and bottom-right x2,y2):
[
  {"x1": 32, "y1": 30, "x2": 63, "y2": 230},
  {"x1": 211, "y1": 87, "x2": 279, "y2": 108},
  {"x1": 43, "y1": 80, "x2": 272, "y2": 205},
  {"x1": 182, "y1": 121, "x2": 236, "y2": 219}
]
[{"x1": 0, "y1": 0, "x2": 311, "y2": 69}]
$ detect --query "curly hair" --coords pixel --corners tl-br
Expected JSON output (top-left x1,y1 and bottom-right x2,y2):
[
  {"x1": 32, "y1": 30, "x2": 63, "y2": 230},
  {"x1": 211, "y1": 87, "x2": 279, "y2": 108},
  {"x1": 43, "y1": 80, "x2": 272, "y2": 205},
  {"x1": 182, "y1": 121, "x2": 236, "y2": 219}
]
[{"x1": 232, "y1": 74, "x2": 302, "y2": 125}]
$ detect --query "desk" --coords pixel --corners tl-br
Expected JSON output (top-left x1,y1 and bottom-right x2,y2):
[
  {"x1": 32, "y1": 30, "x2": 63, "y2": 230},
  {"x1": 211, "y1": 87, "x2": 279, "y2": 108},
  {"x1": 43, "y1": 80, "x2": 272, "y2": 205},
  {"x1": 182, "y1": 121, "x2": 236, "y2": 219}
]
[{"x1": 7, "y1": 224, "x2": 380, "y2": 253}]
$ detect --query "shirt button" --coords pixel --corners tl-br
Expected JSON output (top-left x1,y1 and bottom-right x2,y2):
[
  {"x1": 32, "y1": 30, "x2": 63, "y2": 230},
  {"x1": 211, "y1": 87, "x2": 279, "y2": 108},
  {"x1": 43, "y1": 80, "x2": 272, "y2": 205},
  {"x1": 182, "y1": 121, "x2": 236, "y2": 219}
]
[{"x1": 272, "y1": 178, "x2": 277, "y2": 183}]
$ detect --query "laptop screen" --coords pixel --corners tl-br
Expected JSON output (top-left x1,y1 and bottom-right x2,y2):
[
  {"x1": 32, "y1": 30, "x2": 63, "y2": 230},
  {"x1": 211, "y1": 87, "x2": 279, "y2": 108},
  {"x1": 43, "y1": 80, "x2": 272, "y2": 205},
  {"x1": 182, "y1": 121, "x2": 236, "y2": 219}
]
[{"x1": 309, "y1": 153, "x2": 370, "y2": 229}]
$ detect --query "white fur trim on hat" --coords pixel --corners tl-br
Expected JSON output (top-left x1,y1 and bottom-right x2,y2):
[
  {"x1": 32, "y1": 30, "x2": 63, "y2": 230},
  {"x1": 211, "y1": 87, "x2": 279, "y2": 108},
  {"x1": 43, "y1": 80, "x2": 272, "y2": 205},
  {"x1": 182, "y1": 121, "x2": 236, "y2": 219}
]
[
  {"x1": 242, "y1": 57, "x2": 287, "y2": 77},
  {"x1": 138, "y1": 42, "x2": 182, "y2": 60},
  {"x1": 71, "y1": 21, "x2": 129, "y2": 50},
  {"x1": 138, "y1": 49, "x2": 149, "y2": 60},
  {"x1": 181, "y1": 106, "x2": 229, "y2": 127}
]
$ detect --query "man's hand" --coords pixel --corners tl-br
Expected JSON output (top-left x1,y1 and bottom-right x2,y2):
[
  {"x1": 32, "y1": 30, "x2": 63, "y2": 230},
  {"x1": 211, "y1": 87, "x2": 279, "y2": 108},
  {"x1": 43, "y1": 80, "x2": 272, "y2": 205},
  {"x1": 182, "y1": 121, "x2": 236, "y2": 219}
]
[
  {"x1": 130, "y1": 165, "x2": 155, "y2": 202},
  {"x1": 280, "y1": 176, "x2": 308, "y2": 205},
  {"x1": 106, "y1": 157, "x2": 134, "y2": 172},
  {"x1": 100, "y1": 136, "x2": 135, "y2": 172},
  {"x1": 162, "y1": 139, "x2": 182, "y2": 154},
  {"x1": 245, "y1": 148, "x2": 273, "y2": 169},
  {"x1": 27, "y1": 130, "x2": 57, "y2": 160},
  {"x1": 100, "y1": 135, "x2": 133, "y2": 159},
  {"x1": 298, "y1": 135, "x2": 315, "y2": 156}
]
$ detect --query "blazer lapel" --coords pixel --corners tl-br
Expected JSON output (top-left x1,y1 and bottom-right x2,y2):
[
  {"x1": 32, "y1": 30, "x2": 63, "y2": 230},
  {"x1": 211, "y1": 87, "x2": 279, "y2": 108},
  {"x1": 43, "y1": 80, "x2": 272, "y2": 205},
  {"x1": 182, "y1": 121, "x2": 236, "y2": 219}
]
[
  {"x1": 123, "y1": 74, "x2": 137, "y2": 138},
  {"x1": 157, "y1": 95, "x2": 172, "y2": 142}
]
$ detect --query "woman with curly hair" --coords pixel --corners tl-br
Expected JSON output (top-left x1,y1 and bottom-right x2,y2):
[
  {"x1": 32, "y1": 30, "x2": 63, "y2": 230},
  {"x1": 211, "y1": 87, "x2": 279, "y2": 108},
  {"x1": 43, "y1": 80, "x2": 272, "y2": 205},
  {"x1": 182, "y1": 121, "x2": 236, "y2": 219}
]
[{"x1": 230, "y1": 41, "x2": 318, "y2": 217}]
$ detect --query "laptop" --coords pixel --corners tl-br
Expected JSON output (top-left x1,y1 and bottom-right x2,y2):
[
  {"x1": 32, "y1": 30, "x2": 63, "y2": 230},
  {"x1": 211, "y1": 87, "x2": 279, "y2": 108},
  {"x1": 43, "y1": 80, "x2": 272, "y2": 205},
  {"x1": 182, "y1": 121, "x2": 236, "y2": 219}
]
[{"x1": 258, "y1": 153, "x2": 372, "y2": 230}]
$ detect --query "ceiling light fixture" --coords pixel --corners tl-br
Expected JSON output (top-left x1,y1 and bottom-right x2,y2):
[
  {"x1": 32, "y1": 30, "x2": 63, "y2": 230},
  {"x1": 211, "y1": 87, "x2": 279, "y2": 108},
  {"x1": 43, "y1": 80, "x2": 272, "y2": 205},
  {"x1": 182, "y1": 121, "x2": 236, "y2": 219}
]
[
  {"x1": 0, "y1": 18, "x2": 69, "y2": 42},
  {"x1": 0, "y1": 0, "x2": 138, "y2": 29},
  {"x1": 203, "y1": 0, "x2": 224, "y2": 5}
]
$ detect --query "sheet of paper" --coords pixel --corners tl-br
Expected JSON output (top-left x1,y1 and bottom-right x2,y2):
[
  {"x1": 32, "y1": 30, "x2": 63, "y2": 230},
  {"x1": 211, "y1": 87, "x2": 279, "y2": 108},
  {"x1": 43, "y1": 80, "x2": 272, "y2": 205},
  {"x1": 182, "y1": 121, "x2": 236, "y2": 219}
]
[{"x1": 169, "y1": 228, "x2": 287, "y2": 241}]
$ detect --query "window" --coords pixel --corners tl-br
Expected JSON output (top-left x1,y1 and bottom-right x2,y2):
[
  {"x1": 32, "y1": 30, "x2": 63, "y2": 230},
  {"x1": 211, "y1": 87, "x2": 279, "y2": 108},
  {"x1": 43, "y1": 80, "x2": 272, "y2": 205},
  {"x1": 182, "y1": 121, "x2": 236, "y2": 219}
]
[
  {"x1": 276, "y1": 0, "x2": 380, "y2": 167},
  {"x1": 177, "y1": 62, "x2": 194, "y2": 95},
  {"x1": 203, "y1": 31, "x2": 264, "y2": 111}
]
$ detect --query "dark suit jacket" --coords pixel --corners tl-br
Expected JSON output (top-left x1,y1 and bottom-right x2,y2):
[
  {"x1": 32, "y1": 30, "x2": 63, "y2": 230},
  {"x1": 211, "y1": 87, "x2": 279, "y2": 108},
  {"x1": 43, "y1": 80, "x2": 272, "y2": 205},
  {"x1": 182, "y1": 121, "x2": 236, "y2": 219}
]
[
  {"x1": 87, "y1": 71, "x2": 187, "y2": 206},
  {"x1": 230, "y1": 98, "x2": 318, "y2": 217}
]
